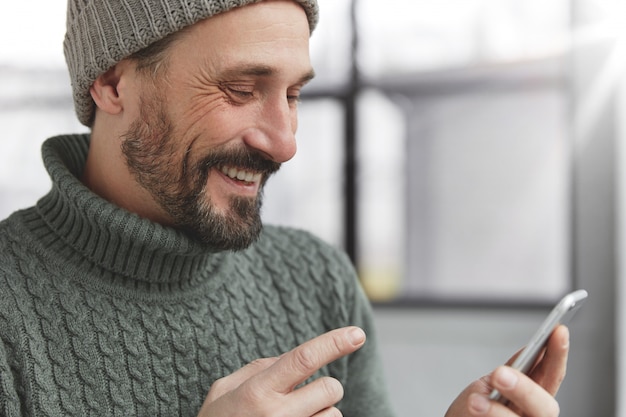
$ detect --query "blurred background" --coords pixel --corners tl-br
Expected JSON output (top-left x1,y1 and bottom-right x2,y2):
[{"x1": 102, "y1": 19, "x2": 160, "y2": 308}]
[{"x1": 1, "y1": 0, "x2": 624, "y2": 415}]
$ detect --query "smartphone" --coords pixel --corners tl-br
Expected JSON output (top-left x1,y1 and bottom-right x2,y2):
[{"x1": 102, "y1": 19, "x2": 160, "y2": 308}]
[{"x1": 488, "y1": 289, "x2": 588, "y2": 403}]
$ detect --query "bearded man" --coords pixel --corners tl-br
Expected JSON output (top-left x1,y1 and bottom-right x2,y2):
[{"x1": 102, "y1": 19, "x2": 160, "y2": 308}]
[{"x1": 0, "y1": 1, "x2": 569, "y2": 416}]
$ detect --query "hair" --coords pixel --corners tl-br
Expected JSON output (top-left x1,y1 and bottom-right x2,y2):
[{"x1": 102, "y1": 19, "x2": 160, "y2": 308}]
[{"x1": 128, "y1": 27, "x2": 190, "y2": 78}]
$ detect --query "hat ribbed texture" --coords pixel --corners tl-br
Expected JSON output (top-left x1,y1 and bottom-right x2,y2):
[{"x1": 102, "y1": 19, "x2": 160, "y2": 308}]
[{"x1": 63, "y1": 0, "x2": 319, "y2": 126}]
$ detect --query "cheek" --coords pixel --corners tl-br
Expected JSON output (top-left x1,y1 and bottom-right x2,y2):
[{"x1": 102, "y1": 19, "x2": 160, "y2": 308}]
[
  {"x1": 179, "y1": 94, "x2": 243, "y2": 139},
  {"x1": 186, "y1": 93, "x2": 226, "y2": 121},
  {"x1": 121, "y1": 96, "x2": 145, "y2": 129}
]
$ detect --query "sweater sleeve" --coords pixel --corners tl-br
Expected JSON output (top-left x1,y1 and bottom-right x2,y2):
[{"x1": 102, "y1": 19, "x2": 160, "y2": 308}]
[
  {"x1": 335, "y1": 253, "x2": 397, "y2": 417},
  {"x1": 0, "y1": 235, "x2": 23, "y2": 417}
]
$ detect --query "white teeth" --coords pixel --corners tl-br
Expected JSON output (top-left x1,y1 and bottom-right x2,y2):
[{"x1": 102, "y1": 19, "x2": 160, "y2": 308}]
[{"x1": 221, "y1": 166, "x2": 262, "y2": 183}]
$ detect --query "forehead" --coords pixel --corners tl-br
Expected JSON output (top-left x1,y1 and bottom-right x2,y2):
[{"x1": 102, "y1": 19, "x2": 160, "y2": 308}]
[{"x1": 174, "y1": 1, "x2": 312, "y2": 76}]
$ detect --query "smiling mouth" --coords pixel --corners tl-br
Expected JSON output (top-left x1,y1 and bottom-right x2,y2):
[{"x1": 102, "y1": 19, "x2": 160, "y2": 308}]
[{"x1": 220, "y1": 165, "x2": 263, "y2": 184}]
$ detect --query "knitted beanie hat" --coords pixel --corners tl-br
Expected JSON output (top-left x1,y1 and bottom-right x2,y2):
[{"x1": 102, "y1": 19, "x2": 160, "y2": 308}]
[{"x1": 63, "y1": 0, "x2": 319, "y2": 127}]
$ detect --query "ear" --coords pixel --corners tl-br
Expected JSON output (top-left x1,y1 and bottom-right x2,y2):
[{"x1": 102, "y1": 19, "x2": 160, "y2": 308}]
[{"x1": 89, "y1": 62, "x2": 128, "y2": 116}]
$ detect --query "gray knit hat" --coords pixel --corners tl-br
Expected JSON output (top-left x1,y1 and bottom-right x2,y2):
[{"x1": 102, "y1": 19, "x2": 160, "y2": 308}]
[{"x1": 64, "y1": 0, "x2": 319, "y2": 127}]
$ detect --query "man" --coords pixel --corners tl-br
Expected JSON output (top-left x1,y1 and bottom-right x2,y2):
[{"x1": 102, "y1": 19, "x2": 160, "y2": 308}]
[{"x1": 0, "y1": 0, "x2": 569, "y2": 416}]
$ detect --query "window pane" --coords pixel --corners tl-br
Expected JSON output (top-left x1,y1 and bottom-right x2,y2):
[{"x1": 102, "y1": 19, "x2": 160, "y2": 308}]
[
  {"x1": 404, "y1": 86, "x2": 570, "y2": 302},
  {"x1": 357, "y1": 0, "x2": 570, "y2": 75},
  {"x1": 357, "y1": 90, "x2": 407, "y2": 300},
  {"x1": 0, "y1": 0, "x2": 66, "y2": 67},
  {"x1": 307, "y1": 0, "x2": 353, "y2": 90},
  {"x1": 358, "y1": 71, "x2": 571, "y2": 302},
  {"x1": 356, "y1": 0, "x2": 572, "y2": 303}
]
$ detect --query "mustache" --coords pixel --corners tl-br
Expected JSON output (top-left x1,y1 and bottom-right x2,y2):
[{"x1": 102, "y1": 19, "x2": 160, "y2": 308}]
[{"x1": 194, "y1": 147, "x2": 282, "y2": 178}]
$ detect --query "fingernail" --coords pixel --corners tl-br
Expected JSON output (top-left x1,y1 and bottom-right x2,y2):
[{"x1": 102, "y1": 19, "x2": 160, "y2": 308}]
[
  {"x1": 348, "y1": 327, "x2": 365, "y2": 346},
  {"x1": 468, "y1": 394, "x2": 490, "y2": 414},
  {"x1": 496, "y1": 367, "x2": 518, "y2": 389}
]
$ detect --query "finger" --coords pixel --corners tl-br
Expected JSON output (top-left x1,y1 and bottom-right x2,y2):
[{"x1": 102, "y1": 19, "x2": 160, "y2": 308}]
[
  {"x1": 467, "y1": 393, "x2": 520, "y2": 417},
  {"x1": 528, "y1": 324, "x2": 570, "y2": 395},
  {"x1": 260, "y1": 326, "x2": 366, "y2": 394},
  {"x1": 312, "y1": 406, "x2": 343, "y2": 417},
  {"x1": 490, "y1": 366, "x2": 560, "y2": 417},
  {"x1": 285, "y1": 376, "x2": 344, "y2": 416},
  {"x1": 206, "y1": 357, "x2": 279, "y2": 401}
]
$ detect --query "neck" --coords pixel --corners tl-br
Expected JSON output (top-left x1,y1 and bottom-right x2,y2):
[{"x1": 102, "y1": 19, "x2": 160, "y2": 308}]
[
  {"x1": 83, "y1": 124, "x2": 172, "y2": 226},
  {"x1": 28, "y1": 134, "x2": 227, "y2": 287}
]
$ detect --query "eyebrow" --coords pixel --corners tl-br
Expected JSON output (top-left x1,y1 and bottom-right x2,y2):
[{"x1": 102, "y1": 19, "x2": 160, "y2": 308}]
[{"x1": 221, "y1": 64, "x2": 316, "y2": 85}]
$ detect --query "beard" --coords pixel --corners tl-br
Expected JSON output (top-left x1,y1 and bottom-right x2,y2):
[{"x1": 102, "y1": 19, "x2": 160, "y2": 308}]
[{"x1": 120, "y1": 91, "x2": 281, "y2": 251}]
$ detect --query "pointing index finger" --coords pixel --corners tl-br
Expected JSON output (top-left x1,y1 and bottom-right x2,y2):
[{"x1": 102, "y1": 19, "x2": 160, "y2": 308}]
[{"x1": 261, "y1": 326, "x2": 366, "y2": 394}]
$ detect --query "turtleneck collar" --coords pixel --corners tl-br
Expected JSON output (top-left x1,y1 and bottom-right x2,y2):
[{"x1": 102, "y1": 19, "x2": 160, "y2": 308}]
[{"x1": 26, "y1": 134, "x2": 228, "y2": 287}]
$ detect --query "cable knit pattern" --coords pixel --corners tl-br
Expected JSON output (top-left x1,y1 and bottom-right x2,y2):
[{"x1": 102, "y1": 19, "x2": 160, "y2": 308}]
[{"x1": 0, "y1": 134, "x2": 395, "y2": 417}]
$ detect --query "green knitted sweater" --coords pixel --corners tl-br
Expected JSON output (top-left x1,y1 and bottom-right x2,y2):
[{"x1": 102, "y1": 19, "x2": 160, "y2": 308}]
[{"x1": 0, "y1": 134, "x2": 395, "y2": 417}]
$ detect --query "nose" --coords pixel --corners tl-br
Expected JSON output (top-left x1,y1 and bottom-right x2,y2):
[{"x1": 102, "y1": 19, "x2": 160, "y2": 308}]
[{"x1": 243, "y1": 96, "x2": 298, "y2": 163}]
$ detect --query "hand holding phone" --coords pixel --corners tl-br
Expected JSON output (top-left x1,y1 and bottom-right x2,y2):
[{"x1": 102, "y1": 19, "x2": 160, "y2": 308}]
[{"x1": 489, "y1": 289, "x2": 588, "y2": 403}]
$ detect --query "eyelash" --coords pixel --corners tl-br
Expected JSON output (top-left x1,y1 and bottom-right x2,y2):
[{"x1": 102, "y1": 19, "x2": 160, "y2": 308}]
[
  {"x1": 223, "y1": 85, "x2": 301, "y2": 105},
  {"x1": 228, "y1": 87, "x2": 253, "y2": 98},
  {"x1": 287, "y1": 93, "x2": 301, "y2": 104}
]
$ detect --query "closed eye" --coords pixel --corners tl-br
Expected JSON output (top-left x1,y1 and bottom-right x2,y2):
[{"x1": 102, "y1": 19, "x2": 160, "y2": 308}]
[
  {"x1": 228, "y1": 87, "x2": 253, "y2": 98},
  {"x1": 287, "y1": 87, "x2": 304, "y2": 105}
]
